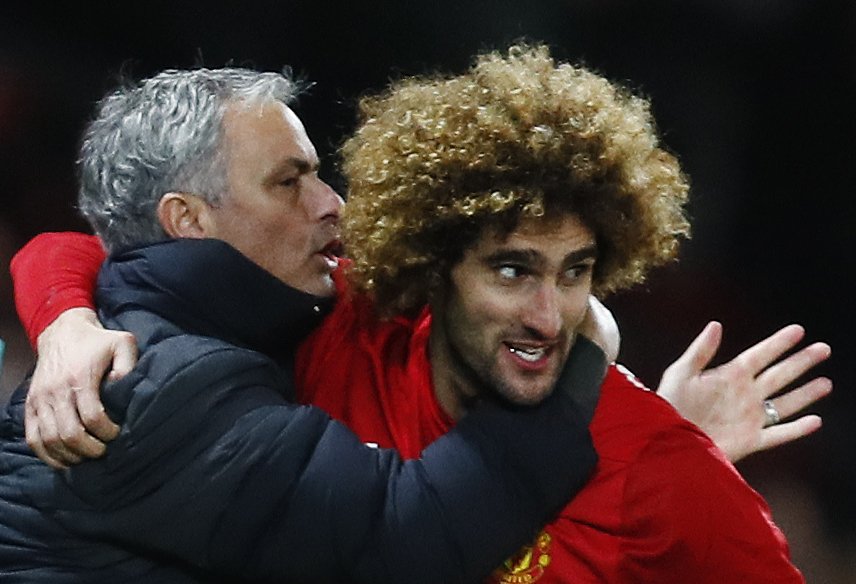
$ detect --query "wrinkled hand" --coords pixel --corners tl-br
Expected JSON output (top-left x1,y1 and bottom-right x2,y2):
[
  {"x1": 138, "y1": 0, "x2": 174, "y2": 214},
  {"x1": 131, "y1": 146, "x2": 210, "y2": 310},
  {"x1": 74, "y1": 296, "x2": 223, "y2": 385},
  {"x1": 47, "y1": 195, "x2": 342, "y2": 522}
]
[
  {"x1": 577, "y1": 296, "x2": 620, "y2": 364},
  {"x1": 658, "y1": 322, "x2": 832, "y2": 463},
  {"x1": 26, "y1": 307, "x2": 138, "y2": 469}
]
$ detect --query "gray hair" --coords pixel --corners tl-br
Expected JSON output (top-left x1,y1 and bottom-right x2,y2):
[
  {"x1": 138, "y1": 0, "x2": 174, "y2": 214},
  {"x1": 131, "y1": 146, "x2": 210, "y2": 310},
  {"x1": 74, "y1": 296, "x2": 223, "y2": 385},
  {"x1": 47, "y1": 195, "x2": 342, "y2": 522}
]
[{"x1": 78, "y1": 67, "x2": 302, "y2": 252}]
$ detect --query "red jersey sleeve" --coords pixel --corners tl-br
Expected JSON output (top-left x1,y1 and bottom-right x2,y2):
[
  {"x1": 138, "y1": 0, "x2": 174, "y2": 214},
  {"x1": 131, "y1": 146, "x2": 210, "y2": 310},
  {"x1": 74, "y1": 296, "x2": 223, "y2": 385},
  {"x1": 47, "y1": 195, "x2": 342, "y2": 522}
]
[
  {"x1": 10, "y1": 232, "x2": 106, "y2": 348},
  {"x1": 619, "y1": 427, "x2": 804, "y2": 583}
]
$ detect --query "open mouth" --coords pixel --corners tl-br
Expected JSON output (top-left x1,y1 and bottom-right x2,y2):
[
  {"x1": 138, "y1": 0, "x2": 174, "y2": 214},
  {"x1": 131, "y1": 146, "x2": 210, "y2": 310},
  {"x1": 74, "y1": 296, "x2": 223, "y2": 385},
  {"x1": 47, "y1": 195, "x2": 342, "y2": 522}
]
[
  {"x1": 318, "y1": 240, "x2": 343, "y2": 268},
  {"x1": 320, "y1": 239, "x2": 343, "y2": 258},
  {"x1": 505, "y1": 343, "x2": 551, "y2": 363}
]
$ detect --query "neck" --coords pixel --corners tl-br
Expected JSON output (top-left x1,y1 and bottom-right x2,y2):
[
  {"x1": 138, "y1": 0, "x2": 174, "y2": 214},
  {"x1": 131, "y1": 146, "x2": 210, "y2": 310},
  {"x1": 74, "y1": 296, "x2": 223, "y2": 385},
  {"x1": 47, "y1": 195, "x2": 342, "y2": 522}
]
[{"x1": 428, "y1": 312, "x2": 481, "y2": 421}]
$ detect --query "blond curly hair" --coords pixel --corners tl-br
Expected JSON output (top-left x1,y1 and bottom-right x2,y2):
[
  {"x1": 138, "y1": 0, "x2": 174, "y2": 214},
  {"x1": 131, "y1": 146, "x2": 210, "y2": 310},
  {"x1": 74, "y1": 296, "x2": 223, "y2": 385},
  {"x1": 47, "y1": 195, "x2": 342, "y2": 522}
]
[{"x1": 341, "y1": 43, "x2": 690, "y2": 316}]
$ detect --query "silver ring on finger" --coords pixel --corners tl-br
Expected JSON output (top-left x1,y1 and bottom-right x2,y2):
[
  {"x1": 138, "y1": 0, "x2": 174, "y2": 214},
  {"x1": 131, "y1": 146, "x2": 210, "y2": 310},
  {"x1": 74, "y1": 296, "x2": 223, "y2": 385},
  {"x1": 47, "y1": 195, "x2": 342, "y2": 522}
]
[{"x1": 763, "y1": 400, "x2": 781, "y2": 428}]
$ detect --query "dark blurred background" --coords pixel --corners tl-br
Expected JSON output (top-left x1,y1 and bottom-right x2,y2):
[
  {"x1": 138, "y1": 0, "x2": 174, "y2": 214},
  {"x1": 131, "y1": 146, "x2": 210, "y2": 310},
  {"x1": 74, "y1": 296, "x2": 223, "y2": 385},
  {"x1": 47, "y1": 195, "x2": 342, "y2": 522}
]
[{"x1": 1, "y1": 1, "x2": 853, "y2": 579}]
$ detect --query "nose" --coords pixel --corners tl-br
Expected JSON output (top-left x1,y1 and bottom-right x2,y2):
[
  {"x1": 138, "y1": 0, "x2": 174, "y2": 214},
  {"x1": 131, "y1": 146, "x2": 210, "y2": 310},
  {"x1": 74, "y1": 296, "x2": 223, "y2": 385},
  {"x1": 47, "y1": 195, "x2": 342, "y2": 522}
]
[
  {"x1": 520, "y1": 283, "x2": 563, "y2": 339},
  {"x1": 306, "y1": 177, "x2": 344, "y2": 223}
]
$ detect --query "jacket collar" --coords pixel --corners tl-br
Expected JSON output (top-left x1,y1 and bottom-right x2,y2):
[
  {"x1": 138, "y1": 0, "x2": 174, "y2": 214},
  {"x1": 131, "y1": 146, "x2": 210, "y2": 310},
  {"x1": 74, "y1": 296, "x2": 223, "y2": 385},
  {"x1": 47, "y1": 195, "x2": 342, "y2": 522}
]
[{"x1": 96, "y1": 238, "x2": 334, "y2": 357}]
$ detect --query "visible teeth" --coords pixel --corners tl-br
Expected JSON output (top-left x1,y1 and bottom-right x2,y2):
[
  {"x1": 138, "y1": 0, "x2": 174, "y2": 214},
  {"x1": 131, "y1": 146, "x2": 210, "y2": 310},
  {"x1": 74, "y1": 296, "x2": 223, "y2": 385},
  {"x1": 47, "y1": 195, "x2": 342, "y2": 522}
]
[{"x1": 508, "y1": 346, "x2": 546, "y2": 362}]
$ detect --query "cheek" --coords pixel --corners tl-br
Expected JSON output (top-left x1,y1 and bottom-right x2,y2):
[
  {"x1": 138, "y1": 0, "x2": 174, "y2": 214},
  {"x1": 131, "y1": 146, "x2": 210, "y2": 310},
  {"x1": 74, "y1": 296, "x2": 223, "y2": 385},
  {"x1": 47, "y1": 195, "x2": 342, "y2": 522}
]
[
  {"x1": 261, "y1": 217, "x2": 309, "y2": 252},
  {"x1": 215, "y1": 205, "x2": 272, "y2": 244},
  {"x1": 563, "y1": 290, "x2": 591, "y2": 330},
  {"x1": 463, "y1": 296, "x2": 522, "y2": 343}
]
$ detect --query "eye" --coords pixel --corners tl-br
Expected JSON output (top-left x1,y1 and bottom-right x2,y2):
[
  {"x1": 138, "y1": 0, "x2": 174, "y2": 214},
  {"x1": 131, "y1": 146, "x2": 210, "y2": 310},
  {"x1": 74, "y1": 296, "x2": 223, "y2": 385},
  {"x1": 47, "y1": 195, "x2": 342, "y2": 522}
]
[
  {"x1": 496, "y1": 264, "x2": 527, "y2": 280},
  {"x1": 281, "y1": 176, "x2": 299, "y2": 188},
  {"x1": 562, "y1": 262, "x2": 594, "y2": 284}
]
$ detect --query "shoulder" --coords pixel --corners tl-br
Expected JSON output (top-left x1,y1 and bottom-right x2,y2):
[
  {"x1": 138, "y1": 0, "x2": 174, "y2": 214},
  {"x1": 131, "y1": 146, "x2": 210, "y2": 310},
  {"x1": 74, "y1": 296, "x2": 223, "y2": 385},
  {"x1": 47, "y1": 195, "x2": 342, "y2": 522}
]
[
  {"x1": 84, "y1": 334, "x2": 310, "y2": 490},
  {"x1": 103, "y1": 332, "x2": 292, "y2": 430},
  {"x1": 596, "y1": 363, "x2": 731, "y2": 493},
  {"x1": 109, "y1": 307, "x2": 286, "y2": 387},
  {"x1": 144, "y1": 334, "x2": 282, "y2": 384},
  {"x1": 617, "y1": 433, "x2": 798, "y2": 580},
  {"x1": 592, "y1": 364, "x2": 710, "y2": 458},
  {"x1": 605, "y1": 368, "x2": 799, "y2": 579},
  {"x1": 594, "y1": 366, "x2": 800, "y2": 581}
]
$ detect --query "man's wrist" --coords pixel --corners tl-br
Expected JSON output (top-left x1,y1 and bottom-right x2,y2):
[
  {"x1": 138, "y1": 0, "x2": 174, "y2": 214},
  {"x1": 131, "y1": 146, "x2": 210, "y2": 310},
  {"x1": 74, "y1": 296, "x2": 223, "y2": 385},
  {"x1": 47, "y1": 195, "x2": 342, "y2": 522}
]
[{"x1": 36, "y1": 307, "x2": 102, "y2": 354}]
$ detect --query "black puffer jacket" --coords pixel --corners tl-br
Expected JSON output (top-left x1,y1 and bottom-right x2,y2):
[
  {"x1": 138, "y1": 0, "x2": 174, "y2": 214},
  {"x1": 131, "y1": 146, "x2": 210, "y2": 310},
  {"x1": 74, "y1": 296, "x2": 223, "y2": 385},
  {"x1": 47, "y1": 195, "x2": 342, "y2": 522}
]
[{"x1": 0, "y1": 238, "x2": 603, "y2": 583}]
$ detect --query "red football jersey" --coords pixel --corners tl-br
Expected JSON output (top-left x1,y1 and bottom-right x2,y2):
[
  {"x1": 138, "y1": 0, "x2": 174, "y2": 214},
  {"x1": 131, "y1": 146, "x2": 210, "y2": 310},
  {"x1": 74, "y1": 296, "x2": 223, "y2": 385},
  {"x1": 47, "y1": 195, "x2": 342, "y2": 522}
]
[{"x1": 296, "y1": 271, "x2": 804, "y2": 584}]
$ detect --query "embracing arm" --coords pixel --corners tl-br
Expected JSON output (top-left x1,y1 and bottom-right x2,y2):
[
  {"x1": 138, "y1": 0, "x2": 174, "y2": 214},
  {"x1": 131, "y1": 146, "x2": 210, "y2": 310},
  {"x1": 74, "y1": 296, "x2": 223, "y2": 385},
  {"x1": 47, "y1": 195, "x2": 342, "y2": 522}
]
[
  {"x1": 11, "y1": 232, "x2": 133, "y2": 468},
  {"x1": 66, "y1": 338, "x2": 603, "y2": 584}
]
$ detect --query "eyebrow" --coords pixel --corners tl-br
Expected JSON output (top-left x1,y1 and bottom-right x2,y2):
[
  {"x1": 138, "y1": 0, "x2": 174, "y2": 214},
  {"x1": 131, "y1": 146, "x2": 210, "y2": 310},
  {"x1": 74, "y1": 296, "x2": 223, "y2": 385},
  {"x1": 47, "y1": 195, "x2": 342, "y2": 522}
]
[
  {"x1": 485, "y1": 244, "x2": 598, "y2": 267},
  {"x1": 563, "y1": 244, "x2": 599, "y2": 264},
  {"x1": 281, "y1": 156, "x2": 320, "y2": 175}
]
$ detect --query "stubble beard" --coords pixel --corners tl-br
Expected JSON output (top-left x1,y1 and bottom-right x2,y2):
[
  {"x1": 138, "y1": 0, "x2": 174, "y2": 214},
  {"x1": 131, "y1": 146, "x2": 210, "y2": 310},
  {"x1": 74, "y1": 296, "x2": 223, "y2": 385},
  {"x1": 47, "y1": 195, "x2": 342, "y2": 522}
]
[{"x1": 443, "y1": 325, "x2": 563, "y2": 408}]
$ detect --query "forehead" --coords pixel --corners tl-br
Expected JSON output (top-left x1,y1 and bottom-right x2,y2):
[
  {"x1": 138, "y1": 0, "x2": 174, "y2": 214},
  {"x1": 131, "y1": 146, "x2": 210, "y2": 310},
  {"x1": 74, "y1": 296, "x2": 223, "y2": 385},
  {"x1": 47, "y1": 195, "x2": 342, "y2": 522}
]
[
  {"x1": 222, "y1": 100, "x2": 317, "y2": 165},
  {"x1": 474, "y1": 214, "x2": 595, "y2": 254}
]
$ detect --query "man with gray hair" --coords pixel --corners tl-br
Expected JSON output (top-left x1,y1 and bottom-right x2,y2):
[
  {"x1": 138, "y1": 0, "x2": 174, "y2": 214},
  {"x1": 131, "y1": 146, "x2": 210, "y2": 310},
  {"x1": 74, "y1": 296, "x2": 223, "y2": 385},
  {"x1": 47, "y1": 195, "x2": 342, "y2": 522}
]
[{"x1": 0, "y1": 66, "x2": 613, "y2": 582}]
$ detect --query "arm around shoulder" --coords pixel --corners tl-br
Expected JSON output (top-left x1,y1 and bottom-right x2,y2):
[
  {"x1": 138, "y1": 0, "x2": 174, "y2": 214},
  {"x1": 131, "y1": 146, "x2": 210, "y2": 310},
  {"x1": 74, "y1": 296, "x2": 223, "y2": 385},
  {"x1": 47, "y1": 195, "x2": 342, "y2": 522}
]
[{"x1": 64, "y1": 337, "x2": 605, "y2": 583}]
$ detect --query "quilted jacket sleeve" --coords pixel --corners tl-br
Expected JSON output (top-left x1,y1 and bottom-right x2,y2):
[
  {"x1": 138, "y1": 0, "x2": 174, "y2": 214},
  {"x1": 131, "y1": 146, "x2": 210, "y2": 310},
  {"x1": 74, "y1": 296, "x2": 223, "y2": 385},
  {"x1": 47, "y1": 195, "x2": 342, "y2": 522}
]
[{"x1": 63, "y1": 336, "x2": 603, "y2": 583}]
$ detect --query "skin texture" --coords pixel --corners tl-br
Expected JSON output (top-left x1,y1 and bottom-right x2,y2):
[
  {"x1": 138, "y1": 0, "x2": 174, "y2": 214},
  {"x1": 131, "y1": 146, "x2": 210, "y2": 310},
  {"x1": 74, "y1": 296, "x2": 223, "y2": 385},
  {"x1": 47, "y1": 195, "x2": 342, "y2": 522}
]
[
  {"x1": 658, "y1": 321, "x2": 831, "y2": 462},
  {"x1": 202, "y1": 102, "x2": 343, "y2": 297},
  {"x1": 430, "y1": 215, "x2": 597, "y2": 419}
]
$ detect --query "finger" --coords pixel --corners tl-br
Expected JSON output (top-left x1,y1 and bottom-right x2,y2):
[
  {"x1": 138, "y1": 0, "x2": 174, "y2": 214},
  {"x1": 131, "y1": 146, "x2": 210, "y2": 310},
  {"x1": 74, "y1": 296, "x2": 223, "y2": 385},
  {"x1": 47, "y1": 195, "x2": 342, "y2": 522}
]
[
  {"x1": 673, "y1": 321, "x2": 723, "y2": 375},
  {"x1": 25, "y1": 398, "x2": 68, "y2": 470},
  {"x1": 733, "y1": 324, "x2": 804, "y2": 376},
  {"x1": 756, "y1": 342, "x2": 832, "y2": 397},
  {"x1": 25, "y1": 396, "x2": 62, "y2": 458},
  {"x1": 58, "y1": 430, "x2": 107, "y2": 460},
  {"x1": 48, "y1": 445, "x2": 84, "y2": 467},
  {"x1": 74, "y1": 386, "x2": 120, "y2": 442},
  {"x1": 27, "y1": 400, "x2": 84, "y2": 467},
  {"x1": 24, "y1": 394, "x2": 44, "y2": 451},
  {"x1": 769, "y1": 377, "x2": 832, "y2": 420},
  {"x1": 579, "y1": 296, "x2": 619, "y2": 362},
  {"x1": 48, "y1": 386, "x2": 107, "y2": 459},
  {"x1": 759, "y1": 415, "x2": 823, "y2": 452},
  {"x1": 25, "y1": 419, "x2": 68, "y2": 471}
]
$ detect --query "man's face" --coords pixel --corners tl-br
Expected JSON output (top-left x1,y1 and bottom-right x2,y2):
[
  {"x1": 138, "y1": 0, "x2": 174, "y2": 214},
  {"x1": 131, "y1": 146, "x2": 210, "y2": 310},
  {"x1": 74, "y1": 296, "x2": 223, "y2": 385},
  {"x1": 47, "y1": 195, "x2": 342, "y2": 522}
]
[
  {"x1": 207, "y1": 101, "x2": 343, "y2": 297},
  {"x1": 433, "y1": 214, "x2": 597, "y2": 411}
]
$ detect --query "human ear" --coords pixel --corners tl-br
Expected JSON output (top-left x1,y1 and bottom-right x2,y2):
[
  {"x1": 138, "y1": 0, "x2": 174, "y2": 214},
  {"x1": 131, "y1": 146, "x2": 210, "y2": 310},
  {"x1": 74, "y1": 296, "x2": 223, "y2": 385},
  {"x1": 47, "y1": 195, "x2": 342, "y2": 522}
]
[{"x1": 157, "y1": 193, "x2": 211, "y2": 239}]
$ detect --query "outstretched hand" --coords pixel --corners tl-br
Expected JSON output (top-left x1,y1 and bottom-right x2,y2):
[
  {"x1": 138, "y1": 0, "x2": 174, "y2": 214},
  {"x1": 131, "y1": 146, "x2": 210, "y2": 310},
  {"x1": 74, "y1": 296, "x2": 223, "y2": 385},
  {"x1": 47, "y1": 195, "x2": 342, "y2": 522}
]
[
  {"x1": 657, "y1": 322, "x2": 832, "y2": 463},
  {"x1": 25, "y1": 307, "x2": 137, "y2": 469}
]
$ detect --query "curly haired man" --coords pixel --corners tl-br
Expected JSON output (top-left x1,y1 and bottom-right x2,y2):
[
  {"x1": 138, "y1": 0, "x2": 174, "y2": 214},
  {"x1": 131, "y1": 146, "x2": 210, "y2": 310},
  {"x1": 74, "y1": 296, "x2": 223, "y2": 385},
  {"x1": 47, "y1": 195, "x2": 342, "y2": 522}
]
[{"x1": 295, "y1": 44, "x2": 806, "y2": 582}]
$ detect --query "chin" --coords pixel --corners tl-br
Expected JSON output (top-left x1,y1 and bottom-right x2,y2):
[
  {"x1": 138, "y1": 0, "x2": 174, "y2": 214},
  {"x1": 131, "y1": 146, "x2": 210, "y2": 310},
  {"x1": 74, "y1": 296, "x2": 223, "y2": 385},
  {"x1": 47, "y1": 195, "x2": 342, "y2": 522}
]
[
  {"x1": 499, "y1": 384, "x2": 554, "y2": 406},
  {"x1": 301, "y1": 274, "x2": 336, "y2": 297},
  {"x1": 316, "y1": 278, "x2": 337, "y2": 297}
]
